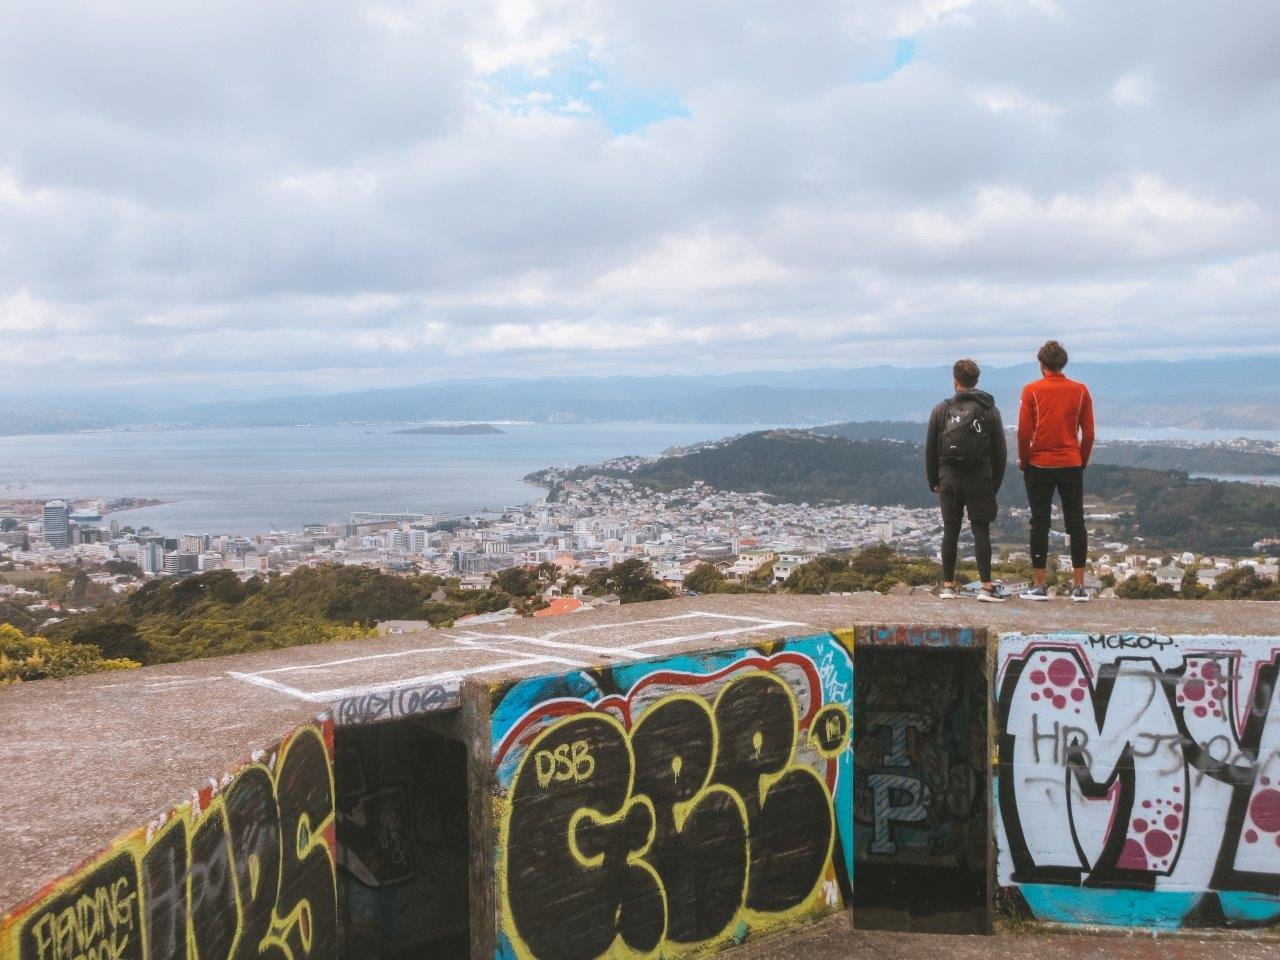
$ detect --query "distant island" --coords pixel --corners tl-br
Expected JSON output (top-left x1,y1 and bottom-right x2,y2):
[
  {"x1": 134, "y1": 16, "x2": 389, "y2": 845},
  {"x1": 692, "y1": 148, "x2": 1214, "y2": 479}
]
[{"x1": 391, "y1": 423, "x2": 505, "y2": 435}]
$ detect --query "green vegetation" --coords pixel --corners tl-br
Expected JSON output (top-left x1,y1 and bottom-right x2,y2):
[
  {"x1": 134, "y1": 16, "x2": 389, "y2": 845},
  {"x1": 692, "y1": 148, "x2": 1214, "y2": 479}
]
[
  {"x1": 578, "y1": 558, "x2": 674, "y2": 603},
  {"x1": 624, "y1": 430, "x2": 930, "y2": 506},
  {"x1": 0, "y1": 624, "x2": 139, "y2": 683},
  {"x1": 783, "y1": 544, "x2": 941, "y2": 594},
  {"x1": 1211, "y1": 567, "x2": 1280, "y2": 600},
  {"x1": 40, "y1": 566, "x2": 517, "y2": 666},
  {"x1": 1115, "y1": 574, "x2": 1177, "y2": 600},
  {"x1": 681, "y1": 562, "x2": 774, "y2": 594},
  {"x1": 15, "y1": 559, "x2": 675, "y2": 673}
]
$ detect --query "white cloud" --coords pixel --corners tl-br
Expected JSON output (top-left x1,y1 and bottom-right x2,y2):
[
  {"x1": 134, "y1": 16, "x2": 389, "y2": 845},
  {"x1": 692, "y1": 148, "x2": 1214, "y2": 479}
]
[
  {"x1": 1112, "y1": 71, "x2": 1152, "y2": 107},
  {"x1": 0, "y1": 0, "x2": 1278, "y2": 393}
]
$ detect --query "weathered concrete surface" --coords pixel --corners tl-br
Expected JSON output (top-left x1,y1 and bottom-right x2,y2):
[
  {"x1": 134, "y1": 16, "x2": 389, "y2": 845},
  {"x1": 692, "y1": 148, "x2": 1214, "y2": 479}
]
[
  {"x1": 737, "y1": 912, "x2": 1279, "y2": 960},
  {"x1": 0, "y1": 593, "x2": 1275, "y2": 912}
]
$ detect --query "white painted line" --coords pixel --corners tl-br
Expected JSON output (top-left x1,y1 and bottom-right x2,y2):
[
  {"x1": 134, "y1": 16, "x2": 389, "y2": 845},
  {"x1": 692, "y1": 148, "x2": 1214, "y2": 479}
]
[
  {"x1": 537, "y1": 611, "x2": 730, "y2": 638},
  {"x1": 228, "y1": 671, "x2": 321, "y2": 700},
  {"x1": 446, "y1": 638, "x2": 588, "y2": 668},
  {"x1": 242, "y1": 646, "x2": 460, "y2": 677},
  {"x1": 628, "y1": 620, "x2": 808, "y2": 650},
  {"x1": 451, "y1": 631, "x2": 643, "y2": 660}
]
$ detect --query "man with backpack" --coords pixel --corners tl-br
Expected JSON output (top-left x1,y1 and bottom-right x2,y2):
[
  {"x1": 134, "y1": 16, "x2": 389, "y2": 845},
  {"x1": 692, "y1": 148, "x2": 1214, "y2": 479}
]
[
  {"x1": 926, "y1": 358, "x2": 1008, "y2": 602},
  {"x1": 1017, "y1": 339, "x2": 1095, "y2": 602}
]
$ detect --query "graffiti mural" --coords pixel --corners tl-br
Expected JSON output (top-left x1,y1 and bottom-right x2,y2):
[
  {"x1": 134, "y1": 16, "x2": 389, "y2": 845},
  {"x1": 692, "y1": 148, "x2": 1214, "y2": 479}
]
[
  {"x1": 2, "y1": 721, "x2": 338, "y2": 960},
  {"x1": 336, "y1": 723, "x2": 470, "y2": 957},
  {"x1": 490, "y1": 633, "x2": 854, "y2": 960},
  {"x1": 854, "y1": 649, "x2": 986, "y2": 867},
  {"x1": 996, "y1": 632, "x2": 1280, "y2": 929}
]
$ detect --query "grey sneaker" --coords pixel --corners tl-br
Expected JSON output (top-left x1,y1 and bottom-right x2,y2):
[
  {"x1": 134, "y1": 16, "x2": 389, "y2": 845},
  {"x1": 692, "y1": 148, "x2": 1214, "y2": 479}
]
[
  {"x1": 1071, "y1": 586, "x2": 1091, "y2": 602},
  {"x1": 976, "y1": 585, "x2": 1007, "y2": 603},
  {"x1": 938, "y1": 585, "x2": 957, "y2": 599},
  {"x1": 1020, "y1": 585, "x2": 1051, "y2": 601}
]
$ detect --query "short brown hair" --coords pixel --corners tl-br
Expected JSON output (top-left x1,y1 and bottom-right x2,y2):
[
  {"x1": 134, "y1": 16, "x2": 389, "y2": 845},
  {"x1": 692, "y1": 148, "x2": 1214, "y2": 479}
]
[
  {"x1": 1037, "y1": 340, "x2": 1068, "y2": 372},
  {"x1": 953, "y1": 358, "x2": 980, "y2": 388}
]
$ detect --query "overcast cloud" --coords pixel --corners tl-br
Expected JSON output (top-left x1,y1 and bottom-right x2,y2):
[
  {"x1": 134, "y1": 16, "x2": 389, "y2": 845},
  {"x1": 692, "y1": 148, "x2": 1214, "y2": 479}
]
[{"x1": 1, "y1": 0, "x2": 1278, "y2": 395}]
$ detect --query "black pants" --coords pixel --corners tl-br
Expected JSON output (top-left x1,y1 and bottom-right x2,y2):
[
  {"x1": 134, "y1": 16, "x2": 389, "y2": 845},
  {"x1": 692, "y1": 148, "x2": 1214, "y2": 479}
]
[
  {"x1": 1024, "y1": 465, "x2": 1087, "y2": 569},
  {"x1": 938, "y1": 474, "x2": 995, "y2": 583}
]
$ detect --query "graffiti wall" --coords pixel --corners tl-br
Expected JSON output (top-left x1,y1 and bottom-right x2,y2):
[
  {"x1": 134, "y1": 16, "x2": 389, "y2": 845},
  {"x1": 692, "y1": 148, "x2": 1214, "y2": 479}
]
[
  {"x1": 489, "y1": 633, "x2": 854, "y2": 960},
  {"x1": 2, "y1": 720, "x2": 338, "y2": 960},
  {"x1": 996, "y1": 632, "x2": 1280, "y2": 930},
  {"x1": 336, "y1": 722, "x2": 469, "y2": 958},
  {"x1": 854, "y1": 649, "x2": 986, "y2": 869}
]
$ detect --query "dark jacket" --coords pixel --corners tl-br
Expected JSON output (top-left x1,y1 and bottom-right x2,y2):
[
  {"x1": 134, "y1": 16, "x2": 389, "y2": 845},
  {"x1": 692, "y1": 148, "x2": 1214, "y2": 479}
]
[{"x1": 925, "y1": 388, "x2": 1007, "y2": 492}]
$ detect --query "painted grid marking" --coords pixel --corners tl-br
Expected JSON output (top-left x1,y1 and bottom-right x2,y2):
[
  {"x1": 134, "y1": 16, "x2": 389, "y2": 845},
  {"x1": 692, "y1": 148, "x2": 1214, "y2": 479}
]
[{"x1": 226, "y1": 610, "x2": 811, "y2": 705}]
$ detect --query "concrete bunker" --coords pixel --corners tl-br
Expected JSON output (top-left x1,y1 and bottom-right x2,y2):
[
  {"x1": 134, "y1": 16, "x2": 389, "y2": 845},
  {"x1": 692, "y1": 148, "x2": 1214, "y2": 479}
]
[
  {"x1": 5, "y1": 602, "x2": 1279, "y2": 960},
  {"x1": 851, "y1": 627, "x2": 990, "y2": 932},
  {"x1": 334, "y1": 712, "x2": 471, "y2": 960}
]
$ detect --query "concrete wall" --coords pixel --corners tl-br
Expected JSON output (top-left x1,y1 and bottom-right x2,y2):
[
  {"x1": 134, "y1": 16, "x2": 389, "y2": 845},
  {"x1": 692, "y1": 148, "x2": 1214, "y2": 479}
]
[
  {"x1": 483, "y1": 632, "x2": 855, "y2": 960},
  {"x1": 1, "y1": 718, "x2": 338, "y2": 960},
  {"x1": 995, "y1": 631, "x2": 1280, "y2": 930}
]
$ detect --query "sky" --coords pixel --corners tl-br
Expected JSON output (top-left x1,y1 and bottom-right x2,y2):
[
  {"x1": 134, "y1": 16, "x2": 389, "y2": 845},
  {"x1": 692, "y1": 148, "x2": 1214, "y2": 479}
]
[{"x1": 2, "y1": 0, "x2": 1279, "y2": 398}]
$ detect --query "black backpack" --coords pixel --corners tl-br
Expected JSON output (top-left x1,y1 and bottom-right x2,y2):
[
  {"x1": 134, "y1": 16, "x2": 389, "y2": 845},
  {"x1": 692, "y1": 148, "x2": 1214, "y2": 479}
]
[{"x1": 939, "y1": 396, "x2": 991, "y2": 467}]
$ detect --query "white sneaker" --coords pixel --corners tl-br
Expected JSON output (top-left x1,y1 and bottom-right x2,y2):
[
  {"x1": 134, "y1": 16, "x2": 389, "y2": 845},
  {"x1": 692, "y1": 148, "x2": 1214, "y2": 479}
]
[
  {"x1": 976, "y1": 585, "x2": 1007, "y2": 603},
  {"x1": 1020, "y1": 585, "x2": 1051, "y2": 601},
  {"x1": 938, "y1": 585, "x2": 957, "y2": 599},
  {"x1": 1071, "y1": 587, "x2": 1091, "y2": 602}
]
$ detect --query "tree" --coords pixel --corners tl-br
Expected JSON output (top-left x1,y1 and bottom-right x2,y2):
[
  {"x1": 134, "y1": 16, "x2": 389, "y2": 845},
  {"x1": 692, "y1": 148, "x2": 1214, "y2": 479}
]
[
  {"x1": 1115, "y1": 574, "x2": 1176, "y2": 600},
  {"x1": 493, "y1": 566, "x2": 542, "y2": 598},
  {"x1": 1212, "y1": 568, "x2": 1280, "y2": 600},
  {"x1": 684, "y1": 563, "x2": 728, "y2": 594},
  {"x1": 784, "y1": 556, "x2": 848, "y2": 594},
  {"x1": 55, "y1": 619, "x2": 151, "y2": 661},
  {"x1": 584, "y1": 559, "x2": 674, "y2": 603},
  {"x1": 104, "y1": 559, "x2": 144, "y2": 578},
  {"x1": 1180, "y1": 567, "x2": 1208, "y2": 599}
]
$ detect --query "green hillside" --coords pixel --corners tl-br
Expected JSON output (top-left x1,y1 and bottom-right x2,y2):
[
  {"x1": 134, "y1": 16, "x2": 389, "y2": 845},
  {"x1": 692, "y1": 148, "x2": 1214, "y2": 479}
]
[{"x1": 586, "y1": 430, "x2": 1280, "y2": 553}]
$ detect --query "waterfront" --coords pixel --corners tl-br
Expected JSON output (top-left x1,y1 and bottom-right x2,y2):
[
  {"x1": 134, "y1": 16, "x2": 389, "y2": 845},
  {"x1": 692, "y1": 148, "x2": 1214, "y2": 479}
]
[
  {"x1": 0, "y1": 422, "x2": 777, "y2": 534},
  {"x1": 2, "y1": 421, "x2": 1277, "y2": 536}
]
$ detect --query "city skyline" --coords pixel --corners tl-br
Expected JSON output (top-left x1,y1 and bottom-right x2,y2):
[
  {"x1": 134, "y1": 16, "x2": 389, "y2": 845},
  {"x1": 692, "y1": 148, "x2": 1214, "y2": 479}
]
[{"x1": 3, "y1": 2, "x2": 1279, "y2": 394}]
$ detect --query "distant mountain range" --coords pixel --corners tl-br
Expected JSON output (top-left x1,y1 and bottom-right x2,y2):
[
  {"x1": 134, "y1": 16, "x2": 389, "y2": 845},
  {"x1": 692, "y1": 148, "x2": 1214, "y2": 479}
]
[{"x1": 2, "y1": 356, "x2": 1278, "y2": 435}]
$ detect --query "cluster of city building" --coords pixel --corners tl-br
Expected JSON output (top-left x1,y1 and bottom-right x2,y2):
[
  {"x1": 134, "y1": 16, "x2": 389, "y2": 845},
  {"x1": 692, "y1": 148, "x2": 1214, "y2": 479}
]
[{"x1": 1, "y1": 474, "x2": 1276, "y2": 613}]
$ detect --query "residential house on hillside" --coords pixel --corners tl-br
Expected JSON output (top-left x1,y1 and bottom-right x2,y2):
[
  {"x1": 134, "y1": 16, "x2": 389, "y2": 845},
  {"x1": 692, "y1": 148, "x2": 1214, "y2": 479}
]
[{"x1": 1153, "y1": 565, "x2": 1183, "y2": 590}]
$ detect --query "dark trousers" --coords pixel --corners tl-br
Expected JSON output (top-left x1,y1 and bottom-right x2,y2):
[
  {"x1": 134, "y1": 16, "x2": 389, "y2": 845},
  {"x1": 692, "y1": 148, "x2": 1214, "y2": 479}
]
[
  {"x1": 1024, "y1": 465, "x2": 1087, "y2": 569},
  {"x1": 938, "y1": 474, "x2": 995, "y2": 583}
]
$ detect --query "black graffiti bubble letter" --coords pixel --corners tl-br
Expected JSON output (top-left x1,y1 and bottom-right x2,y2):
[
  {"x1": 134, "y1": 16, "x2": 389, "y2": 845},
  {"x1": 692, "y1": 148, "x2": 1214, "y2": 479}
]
[
  {"x1": 226, "y1": 766, "x2": 284, "y2": 960},
  {"x1": 272, "y1": 727, "x2": 339, "y2": 960},
  {"x1": 505, "y1": 714, "x2": 665, "y2": 960},
  {"x1": 713, "y1": 673, "x2": 834, "y2": 912},
  {"x1": 631, "y1": 696, "x2": 748, "y2": 943}
]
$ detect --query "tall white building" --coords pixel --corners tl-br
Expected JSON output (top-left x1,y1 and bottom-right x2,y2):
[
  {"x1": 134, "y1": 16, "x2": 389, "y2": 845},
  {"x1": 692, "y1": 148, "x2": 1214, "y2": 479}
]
[{"x1": 42, "y1": 501, "x2": 71, "y2": 549}]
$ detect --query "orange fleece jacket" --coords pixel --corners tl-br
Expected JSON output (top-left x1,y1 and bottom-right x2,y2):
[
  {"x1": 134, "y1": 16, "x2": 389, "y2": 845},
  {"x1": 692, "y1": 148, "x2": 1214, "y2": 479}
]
[{"x1": 1018, "y1": 371, "x2": 1095, "y2": 469}]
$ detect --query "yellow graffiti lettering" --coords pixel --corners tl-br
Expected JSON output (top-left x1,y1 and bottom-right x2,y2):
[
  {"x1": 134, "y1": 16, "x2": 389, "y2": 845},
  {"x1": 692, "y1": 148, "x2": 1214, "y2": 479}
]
[
  {"x1": 5, "y1": 720, "x2": 339, "y2": 960},
  {"x1": 535, "y1": 740, "x2": 595, "y2": 788}
]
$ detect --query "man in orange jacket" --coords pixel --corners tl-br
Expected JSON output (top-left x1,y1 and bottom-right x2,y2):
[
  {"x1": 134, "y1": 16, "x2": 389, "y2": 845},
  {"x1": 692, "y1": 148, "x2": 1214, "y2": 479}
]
[{"x1": 1017, "y1": 340, "x2": 1094, "y2": 602}]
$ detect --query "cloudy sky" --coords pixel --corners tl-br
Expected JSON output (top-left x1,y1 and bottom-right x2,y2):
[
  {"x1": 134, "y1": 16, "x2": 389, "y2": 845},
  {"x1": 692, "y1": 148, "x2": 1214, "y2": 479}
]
[{"x1": 2, "y1": 0, "x2": 1278, "y2": 397}]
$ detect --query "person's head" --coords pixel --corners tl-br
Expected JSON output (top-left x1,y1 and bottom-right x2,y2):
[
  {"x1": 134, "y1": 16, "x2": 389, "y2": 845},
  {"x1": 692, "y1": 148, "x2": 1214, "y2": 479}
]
[
  {"x1": 1037, "y1": 339, "x2": 1068, "y2": 374},
  {"x1": 952, "y1": 358, "x2": 980, "y2": 391}
]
